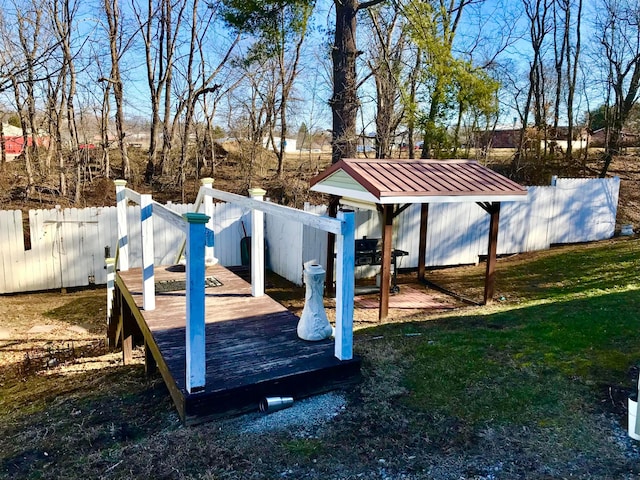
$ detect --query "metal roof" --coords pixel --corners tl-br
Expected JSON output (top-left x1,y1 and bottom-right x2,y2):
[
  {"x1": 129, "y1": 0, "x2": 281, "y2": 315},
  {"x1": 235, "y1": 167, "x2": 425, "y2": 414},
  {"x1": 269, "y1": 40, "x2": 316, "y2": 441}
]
[{"x1": 309, "y1": 158, "x2": 528, "y2": 205}]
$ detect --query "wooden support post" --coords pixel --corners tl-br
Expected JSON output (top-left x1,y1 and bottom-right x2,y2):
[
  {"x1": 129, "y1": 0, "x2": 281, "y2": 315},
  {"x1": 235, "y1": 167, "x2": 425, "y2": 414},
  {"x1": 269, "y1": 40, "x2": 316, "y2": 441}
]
[
  {"x1": 121, "y1": 302, "x2": 133, "y2": 365},
  {"x1": 483, "y1": 202, "x2": 501, "y2": 305},
  {"x1": 248, "y1": 188, "x2": 266, "y2": 298},
  {"x1": 335, "y1": 209, "x2": 355, "y2": 360},
  {"x1": 107, "y1": 276, "x2": 120, "y2": 349},
  {"x1": 184, "y1": 212, "x2": 209, "y2": 393},
  {"x1": 144, "y1": 340, "x2": 158, "y2": 376},
  {"x1": 201, "y1": 178, "x2": 217, "y2": 265},
  {"x1": 140, "y1": 194, "x2": 155, "y2": 311},
  {"x1": 418, "y1": 203, "x2": 429, "y2": 281},
  {"x1": 106, "y1": 257, "x2": 116, "y2": 322},
  {"x1": 114, "y1": 179, "x2": 129, "y2": 271},
  {"x1": 379, "y1": 205, "x2": 394, "y2": 321},
  {"x1": 325, "y1": 197, "x2": 339, "y2": 297}
]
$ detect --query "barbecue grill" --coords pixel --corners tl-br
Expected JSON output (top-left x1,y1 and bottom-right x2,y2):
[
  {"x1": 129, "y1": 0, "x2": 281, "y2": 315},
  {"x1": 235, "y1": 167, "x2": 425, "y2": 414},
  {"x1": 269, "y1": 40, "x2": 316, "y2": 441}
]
[{"x1": 354, "y1": 237, "x2": 408, "y2": 293}]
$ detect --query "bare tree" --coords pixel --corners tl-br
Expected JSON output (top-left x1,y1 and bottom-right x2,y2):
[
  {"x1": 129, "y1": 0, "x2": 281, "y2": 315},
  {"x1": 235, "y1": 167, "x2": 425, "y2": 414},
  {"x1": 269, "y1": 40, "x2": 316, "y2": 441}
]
[
  {"x1": 132, "y1": 0, "x2": 187, "y2": 179},
  {"x1": 512, "y1": 0, "x2": 552, "y2": 166},
  {"x1": 4, "y1": 0, "x2": 53, "y2": 195},
  {"x1": 50, "y1": 0, "x2": 85, "y2": 202},
  {"x1": 102, "y1": 0, "x2": 132, "y2": 179},
  {"x1": 594, "y1": 0, "x2": 640, "y2": 176},
  {"x1": 171, "y1": 1, "x2": 240, "y2": 197},
  {"x1": 365, "y1": 5, "x2": 408, "y2": 159},
  {"x1": 562, "y1": 0, "x2": 582, "y2": 160}
]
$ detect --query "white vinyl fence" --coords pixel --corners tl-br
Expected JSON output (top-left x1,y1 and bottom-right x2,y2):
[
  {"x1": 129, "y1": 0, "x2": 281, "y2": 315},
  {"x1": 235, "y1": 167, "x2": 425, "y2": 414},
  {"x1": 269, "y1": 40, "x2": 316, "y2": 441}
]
[
  {"x1": 270, "y1": 177, "x2": 621, "y2": 284},
  {"x1": 0, "y1": 177, "x2": 620, "y2": 293}
]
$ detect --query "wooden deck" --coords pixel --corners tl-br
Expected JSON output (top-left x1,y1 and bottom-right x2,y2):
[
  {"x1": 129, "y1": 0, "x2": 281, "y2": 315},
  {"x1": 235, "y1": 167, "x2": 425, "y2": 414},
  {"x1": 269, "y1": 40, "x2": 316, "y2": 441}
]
[{"x1": 112, "y1": 264, "x2": 361, "y2": 424}]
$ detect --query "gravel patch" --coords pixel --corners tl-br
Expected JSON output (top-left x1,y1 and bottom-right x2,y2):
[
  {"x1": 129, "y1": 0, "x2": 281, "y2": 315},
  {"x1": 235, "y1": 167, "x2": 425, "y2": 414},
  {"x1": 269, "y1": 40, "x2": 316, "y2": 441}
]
[{"x1": 235, "y1": 391, "x2": 347, "y2": 435}]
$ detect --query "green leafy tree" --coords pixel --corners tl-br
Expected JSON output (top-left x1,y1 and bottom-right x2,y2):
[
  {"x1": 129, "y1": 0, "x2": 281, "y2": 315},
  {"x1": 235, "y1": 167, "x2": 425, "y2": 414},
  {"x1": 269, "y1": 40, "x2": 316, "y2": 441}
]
[{"x1": 401, "y1": 0, "x2": 498, "y2": 159}]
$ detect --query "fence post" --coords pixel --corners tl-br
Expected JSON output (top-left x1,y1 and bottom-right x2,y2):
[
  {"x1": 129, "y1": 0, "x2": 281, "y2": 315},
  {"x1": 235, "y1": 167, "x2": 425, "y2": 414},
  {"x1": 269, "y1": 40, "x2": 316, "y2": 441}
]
[
  {"x1": 184, "y1": 212, "x2": 209, "y2": 393},
  {"x1": 114, "y1": 179, "x2": 129, "y2": 271},
  {"x1": 248, "y1": 188, "x2": 266, "y2": 297},
  {"x1": 140, "y1": 194, "x2": 155, "y2": 311},
  {"x1": 335, "y1": 209, "x2": 355, "y2": 361},
  {"x1": 200, "y1": 178, "x2": 217, "y2": 265}
]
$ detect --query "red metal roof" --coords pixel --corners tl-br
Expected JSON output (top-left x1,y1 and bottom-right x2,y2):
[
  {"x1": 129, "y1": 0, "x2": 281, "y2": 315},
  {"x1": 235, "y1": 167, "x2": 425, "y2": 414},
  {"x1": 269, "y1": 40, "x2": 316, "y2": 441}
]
[{"x1": 310, "y1": 158, "x2": 527, "y2": 203}]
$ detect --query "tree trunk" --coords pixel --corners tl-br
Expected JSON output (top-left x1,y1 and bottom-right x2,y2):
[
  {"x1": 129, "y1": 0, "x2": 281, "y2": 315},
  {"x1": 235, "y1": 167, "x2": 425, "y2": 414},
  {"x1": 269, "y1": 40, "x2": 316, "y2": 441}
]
[
  {"x1": 104, "y1": 0, "x2": 129, "y2": 180},
  {"x1": 331, "y1": 0, "x2": 359, "y2": 164}
]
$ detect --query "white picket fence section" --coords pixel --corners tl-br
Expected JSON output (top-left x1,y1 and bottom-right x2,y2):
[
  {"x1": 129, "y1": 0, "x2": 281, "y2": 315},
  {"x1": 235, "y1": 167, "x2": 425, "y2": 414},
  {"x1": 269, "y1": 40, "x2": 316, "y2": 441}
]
[{"x1": 0, "y1": 177, "x2": 620, "y2": 293}]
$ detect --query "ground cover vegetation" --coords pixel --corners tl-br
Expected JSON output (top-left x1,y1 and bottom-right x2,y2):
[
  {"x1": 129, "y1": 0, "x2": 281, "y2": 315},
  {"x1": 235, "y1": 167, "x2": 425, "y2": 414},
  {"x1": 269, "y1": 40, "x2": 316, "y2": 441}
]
[{"x1": 1, "y1": 237, "x2": 639, "y2": 479}]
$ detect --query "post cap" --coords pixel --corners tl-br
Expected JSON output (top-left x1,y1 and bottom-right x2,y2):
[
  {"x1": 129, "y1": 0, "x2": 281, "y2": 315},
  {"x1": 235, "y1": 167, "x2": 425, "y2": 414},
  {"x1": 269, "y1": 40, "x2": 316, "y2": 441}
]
[
  {"x1": 248, "y1": 187, "x2": 267, "y2": 197},
  {"x1": 183, "y1": 212, "x2": 210, "y2": 224},
  {"x1": 200, "y1": 177, "x2": 214, "y2": 186},
  {"x1": 114, "y1": 179, "x2": 127, "y2": 186}
]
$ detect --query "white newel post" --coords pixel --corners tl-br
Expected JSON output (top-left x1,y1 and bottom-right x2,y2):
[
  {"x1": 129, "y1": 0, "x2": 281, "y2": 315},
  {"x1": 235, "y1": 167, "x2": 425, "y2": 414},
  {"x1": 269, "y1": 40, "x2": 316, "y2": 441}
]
[
  {"x1": 335, "y1": 210, "x2": 355, "y2": 360},
  {"x1": 200, "y1": 178, "x2": 218, "y2": 265},
  {"x1": 184, "y1": 212, "x2": 209, "y2": 393},
  {"x1": 297, "y1": 264, "x2": 333, "y2": 341},
  {"x1": 114, "y1": 179, "x2": 129, "y2": 271},
  {"x1": 140, "y1": 194, "x2": 155, "y2": 311},
  {"x1": 248, "y1": 188, "x2": 266, "y2": 298},
  {"x1": 105, "y1": 257, "x2": 116, "y2": 322}
]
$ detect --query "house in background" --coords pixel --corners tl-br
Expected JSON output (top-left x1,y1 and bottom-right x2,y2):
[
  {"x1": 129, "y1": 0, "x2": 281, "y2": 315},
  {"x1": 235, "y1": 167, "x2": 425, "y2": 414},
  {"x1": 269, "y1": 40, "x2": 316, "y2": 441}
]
[
  {"x1": 589, "y1": 128, "x2": 640, "y2": 148},
  {"x1": 263, "y1": 136, "x2": 297, "y2": 153},
  {"x1": 475, "y1": 126, "x2": 590, "y2": 152},
  {"x1": 1, "y1": 123, "x2": 27, "y2": 158},
  {"x1": 0, "y1": 124, "x2": 51, "y2": 159}
]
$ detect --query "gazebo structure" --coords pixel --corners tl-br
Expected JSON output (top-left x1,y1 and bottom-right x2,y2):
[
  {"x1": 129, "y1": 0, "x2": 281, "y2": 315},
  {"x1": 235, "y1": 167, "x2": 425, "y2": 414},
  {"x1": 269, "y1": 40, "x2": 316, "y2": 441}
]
[{"x1": 310, "y1": 158, "x2": 528, "y2": 320}]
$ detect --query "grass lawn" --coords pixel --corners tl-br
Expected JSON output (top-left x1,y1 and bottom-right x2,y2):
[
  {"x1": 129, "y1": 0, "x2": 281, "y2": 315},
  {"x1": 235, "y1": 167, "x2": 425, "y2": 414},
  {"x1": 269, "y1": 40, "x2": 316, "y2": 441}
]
[{"x1": 1, "y1": 237, "x2": 640, "y2": 479}]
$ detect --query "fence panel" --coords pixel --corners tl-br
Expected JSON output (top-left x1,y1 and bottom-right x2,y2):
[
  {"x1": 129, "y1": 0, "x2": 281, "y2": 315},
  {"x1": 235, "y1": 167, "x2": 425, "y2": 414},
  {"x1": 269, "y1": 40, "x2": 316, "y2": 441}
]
[
  {"x1": 426, "y1": 202, "x2": 488, "y2": 266},
  {"x1": 266, "y1": 213, "x2": 304, "y2": 283},
  {"x1": 302, "y1": 204, "x2": 328, "y2": 270},
  {"x1": 27, "y1": 209, "x2": 56, "y2": 291},
  {"x1": 549, "y1": 178, "x2": 620, "y2": 244},
  {"x1": 0, "y1": 210, "x2": 24, "y2": 292}
]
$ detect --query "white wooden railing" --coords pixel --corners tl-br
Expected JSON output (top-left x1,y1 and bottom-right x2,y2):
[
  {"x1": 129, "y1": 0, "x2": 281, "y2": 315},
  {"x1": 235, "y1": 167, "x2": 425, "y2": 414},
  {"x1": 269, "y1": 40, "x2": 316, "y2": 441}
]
[{"x1": 110, "y1": 179, "x2": 356, "y2": 394}]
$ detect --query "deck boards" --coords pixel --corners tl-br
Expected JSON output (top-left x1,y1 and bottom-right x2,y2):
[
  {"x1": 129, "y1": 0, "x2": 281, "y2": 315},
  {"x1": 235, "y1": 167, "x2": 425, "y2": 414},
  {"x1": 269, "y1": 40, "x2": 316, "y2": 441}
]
[{"x1": 115, "y1": 264, "x2": 360, "y2": 424}]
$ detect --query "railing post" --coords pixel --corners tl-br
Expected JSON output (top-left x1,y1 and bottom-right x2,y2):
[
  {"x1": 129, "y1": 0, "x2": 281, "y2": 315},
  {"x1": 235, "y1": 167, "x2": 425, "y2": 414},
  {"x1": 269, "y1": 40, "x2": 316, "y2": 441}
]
[
  {"x1": 200, "y1": 178, "x2": 217, "y2": 265},
  {"x1": 248, "y1": 187, "x2": 266, "y2": 297},
  {"x1": 114, "y1": 179, "x2": 129, "y2": 271},
  {"x1": 335, "y1": 209, "x2": 355, "y2": 360},
  {"x1": 140, "y1": 194, "x2": 155, "y2": 311},
  {"x1": 106, "y1": 257, "x2": 116, "y2": 322},
  {"x1": 183, "y1": 212, "x2": 209, "y2": 393}
]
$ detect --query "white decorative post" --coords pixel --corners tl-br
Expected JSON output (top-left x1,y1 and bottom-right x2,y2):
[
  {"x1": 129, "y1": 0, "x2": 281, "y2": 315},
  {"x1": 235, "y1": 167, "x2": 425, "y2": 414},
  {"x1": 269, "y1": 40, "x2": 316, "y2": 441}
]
[
  {"x1": 114, "y1": 179, "x2": 129, "y2": 271},
  {"x1": 297, "y1": 264, "x2": 333, "y2": 341},
  {"x1": 140, "y1": 194, "x2": 155, "y2": 311},
  {"x1": 248, "y1": 187, "x2": 266, "y2": 297},
  {"x1": 335, "y1": 210, "x2": 355, "y2": 360},
  {"x1": 184, "y1": 212, "x2": 209, "y2": 393},
  {"x1": 200, "y1": 178, "x2": 218, "y2": 265}
]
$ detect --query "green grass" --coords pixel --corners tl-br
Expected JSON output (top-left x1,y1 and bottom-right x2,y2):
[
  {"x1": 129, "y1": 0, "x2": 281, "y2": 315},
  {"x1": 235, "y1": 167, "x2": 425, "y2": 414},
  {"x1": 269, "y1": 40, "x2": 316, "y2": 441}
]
[{"x1": 361, "y1": 238, "x2": 640, "y2": 429}]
